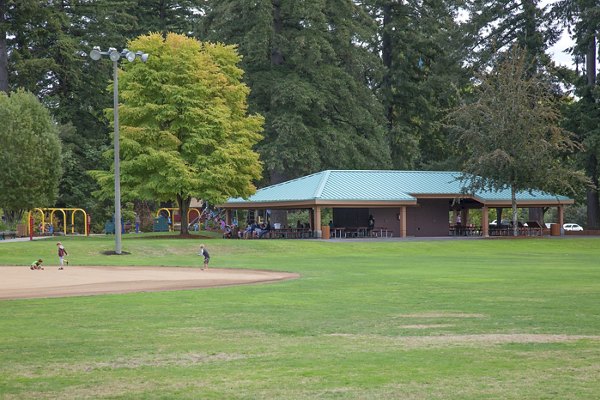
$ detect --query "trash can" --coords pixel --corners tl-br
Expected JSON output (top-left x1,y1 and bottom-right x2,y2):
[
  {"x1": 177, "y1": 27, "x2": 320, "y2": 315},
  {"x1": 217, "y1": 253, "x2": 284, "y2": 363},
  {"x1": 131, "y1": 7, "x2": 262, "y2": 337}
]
[
  {"x1": 153, "y1": 216, "x2": 169, "y2": 232},
  {"x1": 550, "y1": 223, "x2": 561, "y2": 236},
  {"x1": 104, "y1": 221, "x2": 115, "y2": 234},
  {"x1": 321, "y1": 225, "x2": 330, "y2": 239}
]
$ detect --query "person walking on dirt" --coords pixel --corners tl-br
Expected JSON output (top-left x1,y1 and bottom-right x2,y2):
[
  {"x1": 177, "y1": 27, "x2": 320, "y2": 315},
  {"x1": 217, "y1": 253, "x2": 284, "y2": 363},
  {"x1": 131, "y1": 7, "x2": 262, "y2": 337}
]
[
  {"x1": 57, "y1": 242, "x2": 69, "y2": 270},
  {"x1": 198, "y1": 244, "x2": 210, "y2": 270}
]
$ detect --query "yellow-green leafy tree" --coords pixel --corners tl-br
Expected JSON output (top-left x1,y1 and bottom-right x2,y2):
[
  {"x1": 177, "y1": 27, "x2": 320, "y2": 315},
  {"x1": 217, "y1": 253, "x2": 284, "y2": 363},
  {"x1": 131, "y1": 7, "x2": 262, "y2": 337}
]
[{"x1": 92, "y1": 33, "x2": 263, "y2": 234}]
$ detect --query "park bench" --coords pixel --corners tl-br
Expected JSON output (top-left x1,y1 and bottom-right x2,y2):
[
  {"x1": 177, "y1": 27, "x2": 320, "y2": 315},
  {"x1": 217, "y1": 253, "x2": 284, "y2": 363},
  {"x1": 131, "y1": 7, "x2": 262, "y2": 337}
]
[{"x1": 0, "y1": 231, "x2": 17, "y2": 240}]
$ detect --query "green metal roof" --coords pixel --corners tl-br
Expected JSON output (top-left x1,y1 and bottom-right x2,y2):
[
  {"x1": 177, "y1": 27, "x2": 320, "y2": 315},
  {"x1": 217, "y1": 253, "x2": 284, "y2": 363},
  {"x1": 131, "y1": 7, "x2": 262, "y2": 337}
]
[{"x1": 225, "y1": 170, "x2": 572, "y2": 205}]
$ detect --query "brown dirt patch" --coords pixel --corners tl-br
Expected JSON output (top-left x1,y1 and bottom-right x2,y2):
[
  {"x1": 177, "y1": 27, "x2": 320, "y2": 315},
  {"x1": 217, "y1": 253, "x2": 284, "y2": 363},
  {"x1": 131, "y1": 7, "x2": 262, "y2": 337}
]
[
  {"x1": 398, "y1": 324, "x2": 455, "y2": 329},
  {"x1": 396, "y1": 312, "x2": 486, "y2": 319},
  {"x1": 0, "y1": 266, "x2": 299, "y2": 300},
  {"x1": 326, "y1": 333, "x2": 600, "y2": 348}
]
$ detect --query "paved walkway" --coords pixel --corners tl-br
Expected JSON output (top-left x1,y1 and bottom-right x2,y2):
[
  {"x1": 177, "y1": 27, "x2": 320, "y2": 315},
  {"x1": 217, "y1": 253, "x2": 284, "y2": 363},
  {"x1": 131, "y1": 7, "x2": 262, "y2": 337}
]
[{"x1": 0, "y1": 236, "x2": 54, "y2": 243}]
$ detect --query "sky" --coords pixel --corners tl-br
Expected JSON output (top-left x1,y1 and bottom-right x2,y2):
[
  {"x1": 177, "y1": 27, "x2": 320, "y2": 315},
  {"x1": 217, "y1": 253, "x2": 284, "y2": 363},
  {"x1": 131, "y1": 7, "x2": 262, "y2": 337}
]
[
  {"x1": 548, "y1": 29, "x2": 574, "y2": 67},
  {"x1": 542, "y1": 0, "x2": 575, "y2": 67}
]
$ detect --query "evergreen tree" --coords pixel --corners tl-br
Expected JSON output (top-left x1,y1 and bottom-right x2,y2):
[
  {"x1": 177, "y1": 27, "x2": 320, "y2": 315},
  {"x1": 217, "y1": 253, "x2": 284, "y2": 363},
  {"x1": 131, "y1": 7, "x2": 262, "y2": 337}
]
[
  {"x1": 465, "y1": 0, "x2": 560, "y2": 71},
  {"x1": 552, "y1": 0, "x2": 600, "y2": 229},
  {"x1": 0, "y1": 0, "x2": 137, "y2": 213},
  {"x1": 365, "y1": 0, "x2": 468, "y2": 169},
  {"x1": 201, "y1": 0, "x2": 391, "y2": 184},
  {"x1": 131, "y1": 0, "x2": 204, "y2": 37}
]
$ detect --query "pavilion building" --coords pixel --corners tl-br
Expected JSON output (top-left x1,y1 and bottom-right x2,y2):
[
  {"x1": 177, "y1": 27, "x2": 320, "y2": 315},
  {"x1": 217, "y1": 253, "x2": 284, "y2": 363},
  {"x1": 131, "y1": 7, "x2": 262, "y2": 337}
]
[{"x1": 220, "y1": 170, "x2": 573, "y2": 238}]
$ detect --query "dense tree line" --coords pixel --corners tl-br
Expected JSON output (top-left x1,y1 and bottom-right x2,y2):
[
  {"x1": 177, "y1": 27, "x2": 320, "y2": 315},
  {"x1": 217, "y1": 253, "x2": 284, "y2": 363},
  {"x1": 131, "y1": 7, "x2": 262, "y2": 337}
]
[{"x1": 0, "y1": 0, "x2": 598, "y2": 227}]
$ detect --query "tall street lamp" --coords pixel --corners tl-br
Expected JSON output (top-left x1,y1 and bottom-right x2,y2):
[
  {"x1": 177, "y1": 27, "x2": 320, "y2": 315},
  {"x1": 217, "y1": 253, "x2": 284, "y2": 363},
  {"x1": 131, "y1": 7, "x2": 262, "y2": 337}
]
[{"x1": 89, "y1": 47, "x2": 149, "y2": 254}]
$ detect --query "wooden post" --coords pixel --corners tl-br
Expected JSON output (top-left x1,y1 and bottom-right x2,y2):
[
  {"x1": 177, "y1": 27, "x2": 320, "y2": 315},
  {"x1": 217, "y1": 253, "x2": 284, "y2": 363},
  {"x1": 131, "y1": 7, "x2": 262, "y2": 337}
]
[
  {"x1": 482, "y1": 206, "x2": 489, "y2": 237},
  {"x1": 400, "y1": 206, "x2": 407, "y2": 238},
  {"x1": 558, "y1": 205, "x2": 564, "y2": 235},
  {"x1": 313, "y1": 207, "x2": 322, "y2": 238}
]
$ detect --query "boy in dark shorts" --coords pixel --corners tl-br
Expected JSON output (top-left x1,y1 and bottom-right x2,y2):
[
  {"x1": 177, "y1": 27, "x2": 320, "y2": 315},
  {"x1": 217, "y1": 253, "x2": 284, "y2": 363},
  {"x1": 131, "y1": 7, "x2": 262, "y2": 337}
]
[
  {"x1": 198, "y1": 244, "x2": 210, "y2": 270},
  {"x1": 57, "y1": 242, "x2": 69, "y2": 270}
]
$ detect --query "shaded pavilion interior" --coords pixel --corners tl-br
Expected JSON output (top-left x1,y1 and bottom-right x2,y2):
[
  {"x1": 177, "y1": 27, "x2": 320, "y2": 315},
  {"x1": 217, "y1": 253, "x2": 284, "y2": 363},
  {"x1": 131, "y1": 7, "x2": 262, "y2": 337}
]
[{"x1": 220, "y1": 170, "x2": 574, "y2": 238}]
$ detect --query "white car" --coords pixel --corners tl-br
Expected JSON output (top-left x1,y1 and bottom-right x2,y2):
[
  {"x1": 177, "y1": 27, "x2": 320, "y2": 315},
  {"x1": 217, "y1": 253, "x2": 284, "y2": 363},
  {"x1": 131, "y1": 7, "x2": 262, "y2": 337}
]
[
  {"x1": 490, "y1": 219, "x2": 510, "y2": 226},
  {"x1": 563, "y1": 223, "x2": 583, "y2": 232}
]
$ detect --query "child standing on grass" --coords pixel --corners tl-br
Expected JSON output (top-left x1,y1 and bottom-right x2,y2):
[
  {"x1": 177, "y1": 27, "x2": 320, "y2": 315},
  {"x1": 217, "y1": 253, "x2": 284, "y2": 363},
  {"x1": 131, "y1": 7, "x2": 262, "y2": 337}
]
[
  {"x1": 198, "y1": 244, "x2": 210, "y2": 270},
  {"x1": 30, "y1": 259, "x2": 44, "y2": 270},
  {"x1": 57, "y1": 242, "x2": 69, "y2": 270}
]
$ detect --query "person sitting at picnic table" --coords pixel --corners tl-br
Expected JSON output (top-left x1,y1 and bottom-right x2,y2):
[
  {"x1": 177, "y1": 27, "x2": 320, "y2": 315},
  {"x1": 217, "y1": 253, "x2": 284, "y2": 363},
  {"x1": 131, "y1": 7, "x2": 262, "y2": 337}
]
[
  {"x1": 254, "y1": 223, "x2": 263, "y2": 238},
  {"x1": 244, "y1": 222, "x2": 257, "y2": 239},
  {"x1": 258, "y1": 221, "x2": 271, "y2": 238},
  {"x1": 223, "y1": 224, "x2": 233, "y2": 239}
]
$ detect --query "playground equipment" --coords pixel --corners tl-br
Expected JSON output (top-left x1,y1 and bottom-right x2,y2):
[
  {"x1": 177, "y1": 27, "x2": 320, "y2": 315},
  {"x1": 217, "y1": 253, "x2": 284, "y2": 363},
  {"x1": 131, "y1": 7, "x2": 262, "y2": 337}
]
[
  {"x1": 28, "y1": 208, "x2": 89, "y2": 237},
  {"x1": 156, "y1": 207, "x2": 202, "y2": 232}
]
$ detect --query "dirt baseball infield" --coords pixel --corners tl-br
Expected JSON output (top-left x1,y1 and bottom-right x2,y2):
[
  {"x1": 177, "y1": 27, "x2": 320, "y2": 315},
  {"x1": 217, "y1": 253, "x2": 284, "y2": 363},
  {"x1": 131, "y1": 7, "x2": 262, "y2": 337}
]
[{"x1": 0, "y1": 266, "x2": 300, "y2": 300}]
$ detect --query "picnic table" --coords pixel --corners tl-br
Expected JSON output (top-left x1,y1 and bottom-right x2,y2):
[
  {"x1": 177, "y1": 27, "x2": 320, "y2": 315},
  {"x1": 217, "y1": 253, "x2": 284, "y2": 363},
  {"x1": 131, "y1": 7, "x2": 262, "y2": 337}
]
[
  {"x1": 449, "y1": 225, "x2": 481, "y2": 236},
  {"x1": 341, "y1": 227, "x2": 369, "y2": 238},
  {"x1": 271, "y1": 228, "x2": 313, "y2": 239},
  {"x1": 331, "y1": 227, "x2": 345, "y2": 238},
  {"x1": 371, "y1": 227, "x2": 393, "y2": 238}
]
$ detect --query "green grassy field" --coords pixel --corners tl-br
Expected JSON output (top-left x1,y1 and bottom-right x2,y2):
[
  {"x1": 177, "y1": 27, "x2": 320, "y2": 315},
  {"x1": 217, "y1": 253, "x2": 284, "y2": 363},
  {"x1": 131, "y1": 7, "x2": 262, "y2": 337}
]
[{"x1": 1, "y1": 236, "x2": 599, "y2": 399}]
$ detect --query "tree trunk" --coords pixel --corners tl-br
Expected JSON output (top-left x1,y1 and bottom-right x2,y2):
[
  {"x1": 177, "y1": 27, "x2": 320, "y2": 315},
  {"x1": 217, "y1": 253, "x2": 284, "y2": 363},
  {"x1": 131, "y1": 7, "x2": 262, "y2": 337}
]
[
  {"x1": 382, "y1": 2, "x2": 393, "y2": 127},
  {"x1": 177, "y1": 194, "x2": 191, "y2": 235},
  {"x1": 511, "y1": 185, "x2": 518, "y2": 237},
  {"x1": 586, "y1": 35, "x2": 596, "y2": 88},
  {"x1": 521, "y1": 0, "x2": 543, "y2": 73},
  {"x1": 0, "y1": 0, "x2": 9, "y2": 93},
  {"x1": 586, "y1": 153, "x2": 600, "y2": 229},
  {"x1": 4, "y1": 209, "x2": 23, "y2": 227},
  {"x1": 159, "y1": 0, "x2": 167, "y2": 38},
  {"x1": 585, "y1": 36, "x2": 599, "y2": 229},
  {"x1": 271, "y1": 0, "x2": 284, "y2": 65},
  {"x1": 528, "y1": 207, "x2": 544, "y2": 225}
]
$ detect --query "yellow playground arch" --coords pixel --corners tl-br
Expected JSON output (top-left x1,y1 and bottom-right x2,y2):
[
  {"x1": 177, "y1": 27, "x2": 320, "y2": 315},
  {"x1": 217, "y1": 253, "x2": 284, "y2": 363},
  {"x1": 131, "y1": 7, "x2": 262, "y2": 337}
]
[
  {"x1": 28, "y1": 208, "x2": 89, "y2": 236},
  {"x1": 156, "y1": 207, "x2": 202, "y2": 231}
]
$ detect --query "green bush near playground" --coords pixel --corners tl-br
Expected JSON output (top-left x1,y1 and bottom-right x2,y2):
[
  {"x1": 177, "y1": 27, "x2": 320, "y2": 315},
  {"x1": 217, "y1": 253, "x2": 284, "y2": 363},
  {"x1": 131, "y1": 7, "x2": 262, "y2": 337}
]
[{"x1": 1, "y1": 236, "x2": 599, "y2": 399}]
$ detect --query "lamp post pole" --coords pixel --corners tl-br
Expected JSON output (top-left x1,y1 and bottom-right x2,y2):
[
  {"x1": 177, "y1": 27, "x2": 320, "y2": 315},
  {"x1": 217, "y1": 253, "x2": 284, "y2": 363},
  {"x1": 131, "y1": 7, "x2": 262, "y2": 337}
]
[
  {"x1": 112, "y1": 58, "x2": 122, "y2": 254},
  {"x1": 88, "y1": 47, "x2": 149, "y2": 255}
]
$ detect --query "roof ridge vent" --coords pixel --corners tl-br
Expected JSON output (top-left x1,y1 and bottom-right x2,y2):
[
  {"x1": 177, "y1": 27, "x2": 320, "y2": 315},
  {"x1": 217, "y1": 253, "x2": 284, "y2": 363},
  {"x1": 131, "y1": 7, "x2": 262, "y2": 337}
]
[{"x1": 314, "y1": 170, "x2": 331, "y2": 198}]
